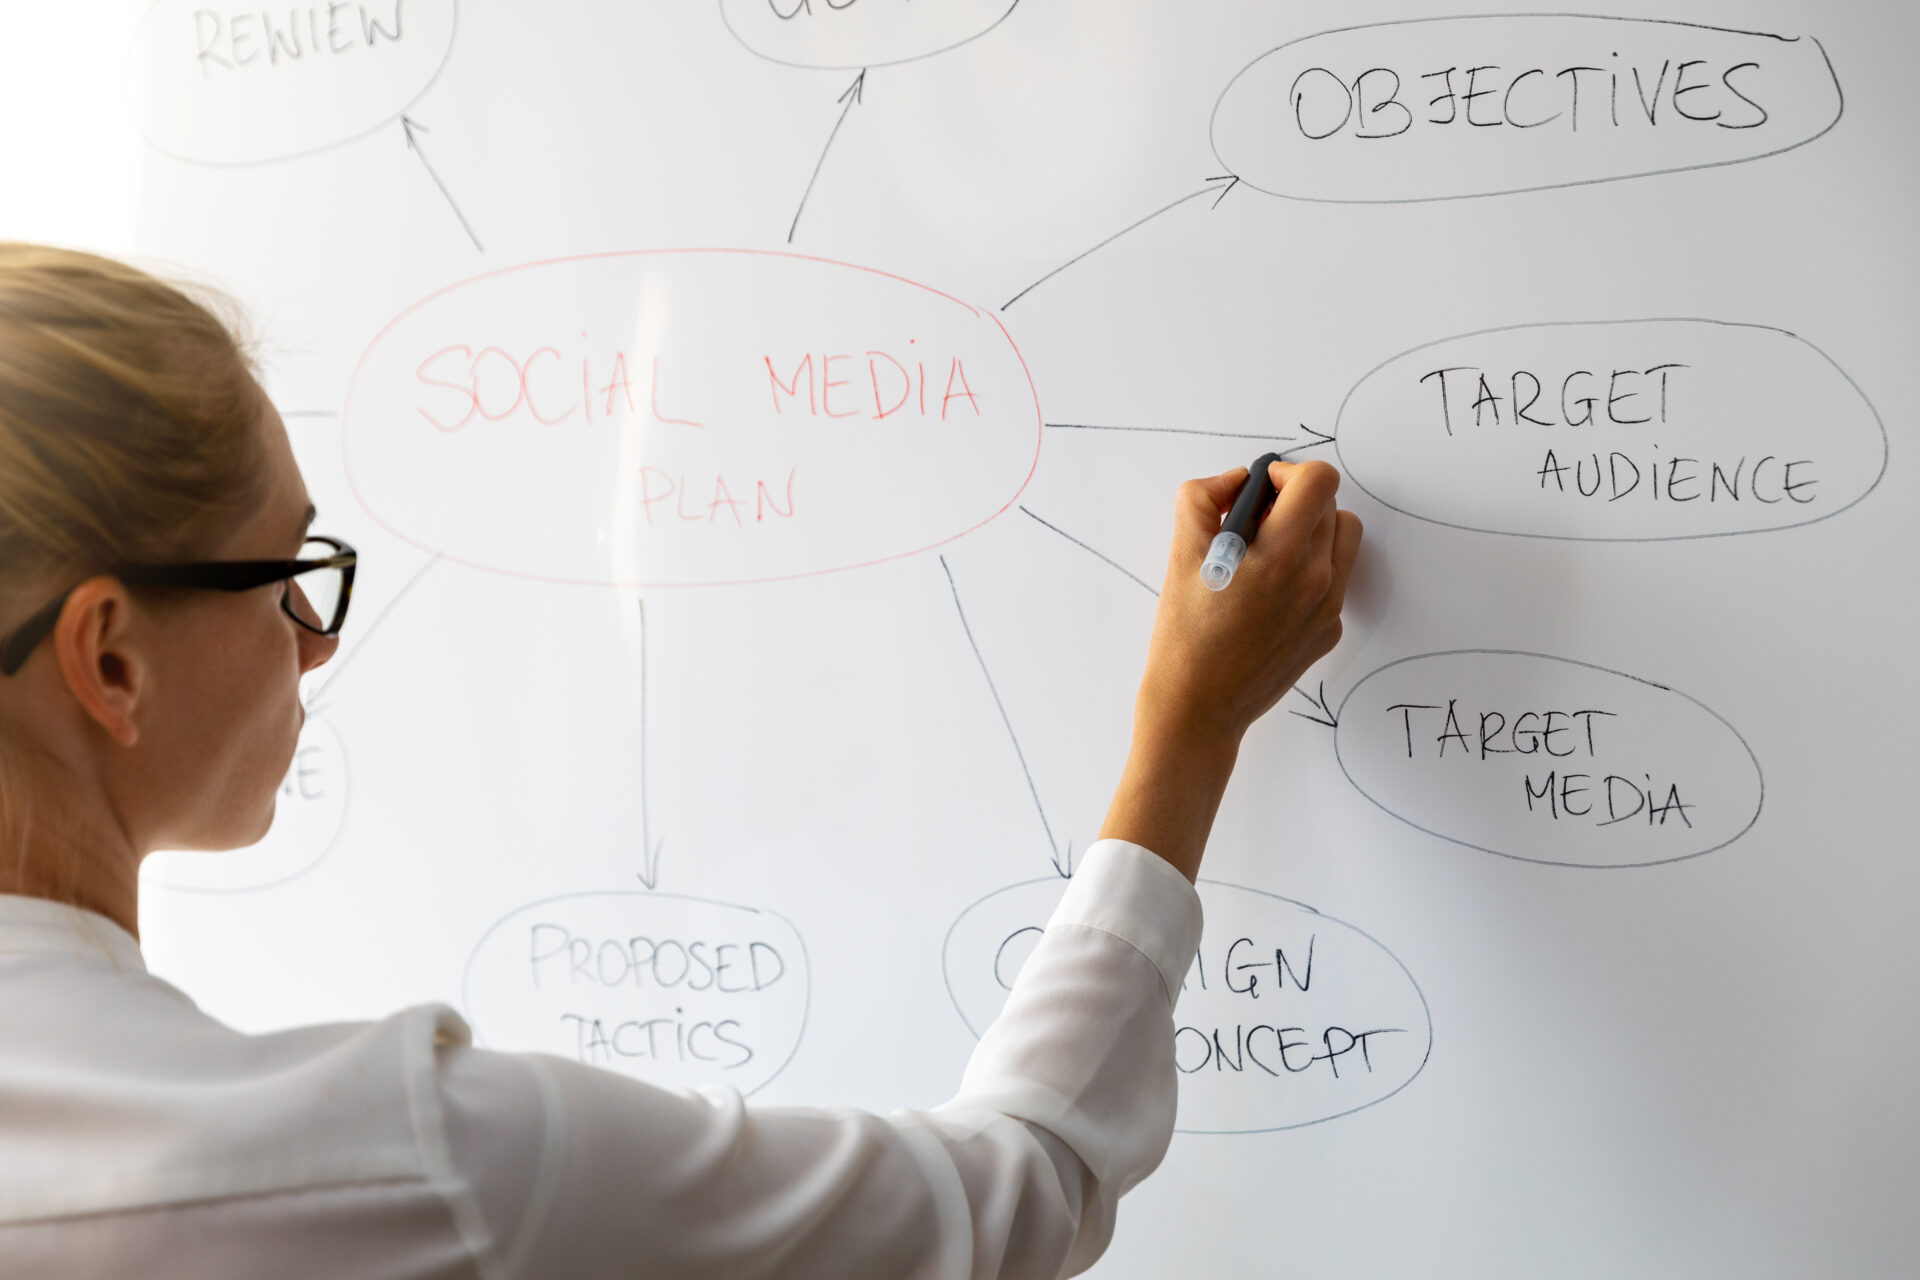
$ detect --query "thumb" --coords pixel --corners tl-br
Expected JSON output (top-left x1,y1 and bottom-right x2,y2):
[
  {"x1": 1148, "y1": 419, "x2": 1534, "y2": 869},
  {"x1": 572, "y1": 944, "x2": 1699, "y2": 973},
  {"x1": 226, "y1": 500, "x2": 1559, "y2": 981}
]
[{"x1": 1173, "y1": 467, "x2": 1251, "y2": 562}]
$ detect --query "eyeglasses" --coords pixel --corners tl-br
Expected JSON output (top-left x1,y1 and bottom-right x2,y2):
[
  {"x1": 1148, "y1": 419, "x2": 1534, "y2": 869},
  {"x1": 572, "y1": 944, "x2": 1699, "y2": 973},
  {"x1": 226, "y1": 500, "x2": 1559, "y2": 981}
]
[{"x1": 0, "y1": 536, "x2": 356, "y2": 677}]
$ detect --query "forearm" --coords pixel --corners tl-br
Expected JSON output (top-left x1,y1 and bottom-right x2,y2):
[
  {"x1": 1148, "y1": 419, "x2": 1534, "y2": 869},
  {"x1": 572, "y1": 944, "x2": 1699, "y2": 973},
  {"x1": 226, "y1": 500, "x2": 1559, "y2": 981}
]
[
  {"x1": 1105, "y1": 459, "x2": 1359, "y2": 883},
  {"x1": 1096, "y1": 706, "x2": 1239, "y2": 882}
]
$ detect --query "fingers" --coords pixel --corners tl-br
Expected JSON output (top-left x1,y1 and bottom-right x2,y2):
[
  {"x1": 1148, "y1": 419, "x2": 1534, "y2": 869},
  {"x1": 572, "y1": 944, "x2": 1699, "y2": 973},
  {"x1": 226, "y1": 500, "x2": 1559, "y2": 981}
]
[
  {"x1": 1143, "y1": 457, "x2": 1362, "y2": 746},
  {"x1": 1170, "y1": 460, "x2": 1353, "y2": 584},
  {"x1": 1172, "y1": 465, "x2": 1251, "y2": 560},
  {"x1": 1299, "y1": 510, "x2": 1359, "y2": 668},
  {"x1": 1327, "y1": 509, "x2": 1363, "y2": 610},
  {"x1": 1258, "y1": 459, "x2": 1341, "y2": 547},
  {"x1": 1331, "y1": 510, "x2": 1363, "y2": 582},
  {"x1": 1307, "y1": 491, "x2": 1339, "y2": 562}
]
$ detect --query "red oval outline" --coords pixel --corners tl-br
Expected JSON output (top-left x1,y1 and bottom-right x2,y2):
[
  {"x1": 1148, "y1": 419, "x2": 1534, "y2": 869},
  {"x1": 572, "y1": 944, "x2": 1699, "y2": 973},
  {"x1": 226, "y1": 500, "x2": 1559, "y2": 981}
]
[{"x1": 341, "y1": 248, "x2": 1043, "y2": 589}]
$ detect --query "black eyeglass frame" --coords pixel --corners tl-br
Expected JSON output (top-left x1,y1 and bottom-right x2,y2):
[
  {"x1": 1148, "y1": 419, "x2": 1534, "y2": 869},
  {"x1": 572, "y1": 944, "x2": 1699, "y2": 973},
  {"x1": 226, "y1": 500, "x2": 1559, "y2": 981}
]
[{"x1": 0, "y1": 536, "x2": 356, "y2": 677}]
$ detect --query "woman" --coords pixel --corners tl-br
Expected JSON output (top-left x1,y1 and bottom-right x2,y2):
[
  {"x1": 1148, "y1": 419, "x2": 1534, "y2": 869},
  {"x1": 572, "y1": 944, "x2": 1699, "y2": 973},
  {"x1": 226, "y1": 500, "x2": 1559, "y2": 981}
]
[{"x1": 0, "y1": 243, "x2": 1360, "y2": 1278}]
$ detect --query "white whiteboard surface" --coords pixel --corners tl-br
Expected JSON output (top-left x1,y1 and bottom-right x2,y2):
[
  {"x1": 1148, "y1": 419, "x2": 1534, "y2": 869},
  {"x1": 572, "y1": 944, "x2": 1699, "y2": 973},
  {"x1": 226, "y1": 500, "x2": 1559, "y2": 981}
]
[{"x1": 3, "y1": 1, "x2": 1916, "y2": 1273}]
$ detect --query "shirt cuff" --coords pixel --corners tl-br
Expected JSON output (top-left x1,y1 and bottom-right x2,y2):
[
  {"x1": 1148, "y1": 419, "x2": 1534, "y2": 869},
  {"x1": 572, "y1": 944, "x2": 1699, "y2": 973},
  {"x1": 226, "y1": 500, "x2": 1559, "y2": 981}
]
[{"x1": 1047, "y1": 839, "x2": 1203, "y2": 1010}]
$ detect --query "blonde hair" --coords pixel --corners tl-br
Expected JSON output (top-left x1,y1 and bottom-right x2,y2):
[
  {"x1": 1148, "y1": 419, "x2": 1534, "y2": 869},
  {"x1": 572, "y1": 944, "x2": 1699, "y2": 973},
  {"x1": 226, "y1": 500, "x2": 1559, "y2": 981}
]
[
  {"x1": 0, "y1": 242, "x2": 267, "y2": 904},
  {"x1": 0, "y1": 242, "x2": 266, "y2": 582}
]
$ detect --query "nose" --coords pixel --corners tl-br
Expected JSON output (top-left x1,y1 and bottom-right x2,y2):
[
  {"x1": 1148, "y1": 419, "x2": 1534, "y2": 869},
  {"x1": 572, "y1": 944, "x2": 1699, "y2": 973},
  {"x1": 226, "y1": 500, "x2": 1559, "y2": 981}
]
[{"x1": 298, "y1": 625, "x2": 340, "y2": 675}]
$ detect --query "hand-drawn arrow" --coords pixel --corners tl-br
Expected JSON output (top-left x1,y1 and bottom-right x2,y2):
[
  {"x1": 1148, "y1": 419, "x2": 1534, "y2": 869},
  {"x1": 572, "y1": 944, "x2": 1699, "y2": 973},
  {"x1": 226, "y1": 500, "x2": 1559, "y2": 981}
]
[
  {"x1": 940, "y1": 555, "x2": 1068, "y2": 876},
  {"x1": 634, "y1": 599, "x2": 667, "y2": 890},
  {"x1": 1285, "y1": 424, "x2": 1337, "y2": 455},
  {"x1": 1021, "y1": 428, "x2": 1337, "y2": 599},
  {"x1": 1003, "y1": 174, "x2": 1240, "y2": 310},
  {"x1": 1019, "y1": 506, "x2": 1159, "y2": 598},
  {"x1": 1289, "y1": 680, "x2": 1339, "y2": 729},
  {"x1": 401, "y1": 115, "x2": 483, "y2": 253},
  {"x1": 1044, "y1": 420, "x2": 1307, "y2": 445},
  {"x1": 788, "y1": 69, "x2": 867, "y2": 243}
]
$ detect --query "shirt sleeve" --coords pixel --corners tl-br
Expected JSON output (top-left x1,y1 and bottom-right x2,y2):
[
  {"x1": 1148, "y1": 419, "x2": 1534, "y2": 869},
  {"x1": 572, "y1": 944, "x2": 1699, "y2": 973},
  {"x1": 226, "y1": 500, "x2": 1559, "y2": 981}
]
[{"x1": 436, "y1": 839, "x2": 1203, "y2": 1280}]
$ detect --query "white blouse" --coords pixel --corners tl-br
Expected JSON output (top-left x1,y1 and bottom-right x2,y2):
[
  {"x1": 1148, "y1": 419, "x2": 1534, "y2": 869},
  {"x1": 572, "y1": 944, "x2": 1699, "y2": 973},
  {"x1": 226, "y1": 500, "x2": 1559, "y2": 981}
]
[{"x1": 0, "y1": 839, "x2": 1202, "y2": 1279}]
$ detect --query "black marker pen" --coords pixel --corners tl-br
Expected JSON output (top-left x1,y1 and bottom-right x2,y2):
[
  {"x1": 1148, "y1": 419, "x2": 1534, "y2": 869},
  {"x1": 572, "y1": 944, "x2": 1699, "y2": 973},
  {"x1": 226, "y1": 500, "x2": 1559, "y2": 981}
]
[{"x1": 1200, "y1": 453, "x2": 1283, "y2": 591}]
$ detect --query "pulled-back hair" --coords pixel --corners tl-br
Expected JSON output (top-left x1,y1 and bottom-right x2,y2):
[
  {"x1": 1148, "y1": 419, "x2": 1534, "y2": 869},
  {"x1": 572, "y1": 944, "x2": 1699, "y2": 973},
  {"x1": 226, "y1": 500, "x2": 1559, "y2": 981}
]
[
  {"x1": 0, "y1": 242, "x2": 265, "y2": 588},
  {"x1": 0, "y1": 242, "x2": 266, "y2": 904}
]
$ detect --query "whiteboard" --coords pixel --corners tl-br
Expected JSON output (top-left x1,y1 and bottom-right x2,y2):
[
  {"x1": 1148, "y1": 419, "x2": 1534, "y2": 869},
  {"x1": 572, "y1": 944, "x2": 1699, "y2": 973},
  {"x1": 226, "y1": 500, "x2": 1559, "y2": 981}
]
[{"x1": 3, "y1": 1, "x2": 1915, "y2": 1273}]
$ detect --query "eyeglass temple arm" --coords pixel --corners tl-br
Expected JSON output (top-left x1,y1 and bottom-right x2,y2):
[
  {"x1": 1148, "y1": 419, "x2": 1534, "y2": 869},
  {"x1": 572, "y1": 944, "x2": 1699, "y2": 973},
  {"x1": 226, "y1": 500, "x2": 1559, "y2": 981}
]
[{"x1": 0, "y1": 594, "x2": 69, "y2": 677}]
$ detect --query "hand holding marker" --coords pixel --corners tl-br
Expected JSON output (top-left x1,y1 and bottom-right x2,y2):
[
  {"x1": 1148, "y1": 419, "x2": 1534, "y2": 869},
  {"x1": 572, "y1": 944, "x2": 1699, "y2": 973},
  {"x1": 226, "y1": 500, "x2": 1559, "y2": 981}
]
[
  {"x1": 1201, "y1": 452, "x2": 1285, "y2": 590},
  {"x1": 1102, "y1": 456, "x2": 1359, "y2": 880}
]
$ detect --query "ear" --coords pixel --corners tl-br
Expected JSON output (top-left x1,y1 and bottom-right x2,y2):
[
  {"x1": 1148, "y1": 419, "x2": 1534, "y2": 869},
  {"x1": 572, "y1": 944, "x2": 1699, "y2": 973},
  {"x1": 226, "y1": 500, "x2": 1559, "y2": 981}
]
[{"x1": 50, "y1": 578, "x2": 145, "y2": 749}]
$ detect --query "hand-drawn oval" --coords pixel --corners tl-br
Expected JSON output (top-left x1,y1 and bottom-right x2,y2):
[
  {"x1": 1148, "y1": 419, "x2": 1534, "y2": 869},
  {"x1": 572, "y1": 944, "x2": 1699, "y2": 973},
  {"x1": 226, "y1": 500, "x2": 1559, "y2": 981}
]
[
  {"x1": 144, "y1": 715, "x2": 349, "y2": 893},
  {"x1": 342, "y1": 249, "x2": 1041, "y2": 587},
  {"x1": 719, "y1": 0, "x2": 1021, "y2": 71},
  {"x1": 1335, "y1": 651, "x2": 1763, "y2": 869},
  {"x1": 126, "y1": 0, "x2": 459, "y2": 167},
  {"x1": 465, "y1": 891, "x2": 810, "y2": 1096},
  {"x1": 1334, "y1": 319, "x2": 1886, "y2": 541},
  {"x1": 945, "y1": 878, "x2": 1431, "y2": 1134},
  {"x1": 1211, "y1": 15, "x2": 1842, "y2": 203}
]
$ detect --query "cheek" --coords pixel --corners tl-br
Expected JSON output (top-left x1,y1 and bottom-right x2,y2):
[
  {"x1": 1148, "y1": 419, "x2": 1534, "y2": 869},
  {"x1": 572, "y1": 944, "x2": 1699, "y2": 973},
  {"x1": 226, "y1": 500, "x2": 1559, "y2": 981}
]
[
  {"x1": 145, "y1": 605, "x2": 301, "y2": 847},
  {"x1": 230, "y1": 623, "x2": 305, "y2": 825},
  {"x1": 252, "y1": 620, "x2": 305, "y2": 732},
  {"x1": 189, "y1": 602, "x2": 302, "y2": 753}
]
